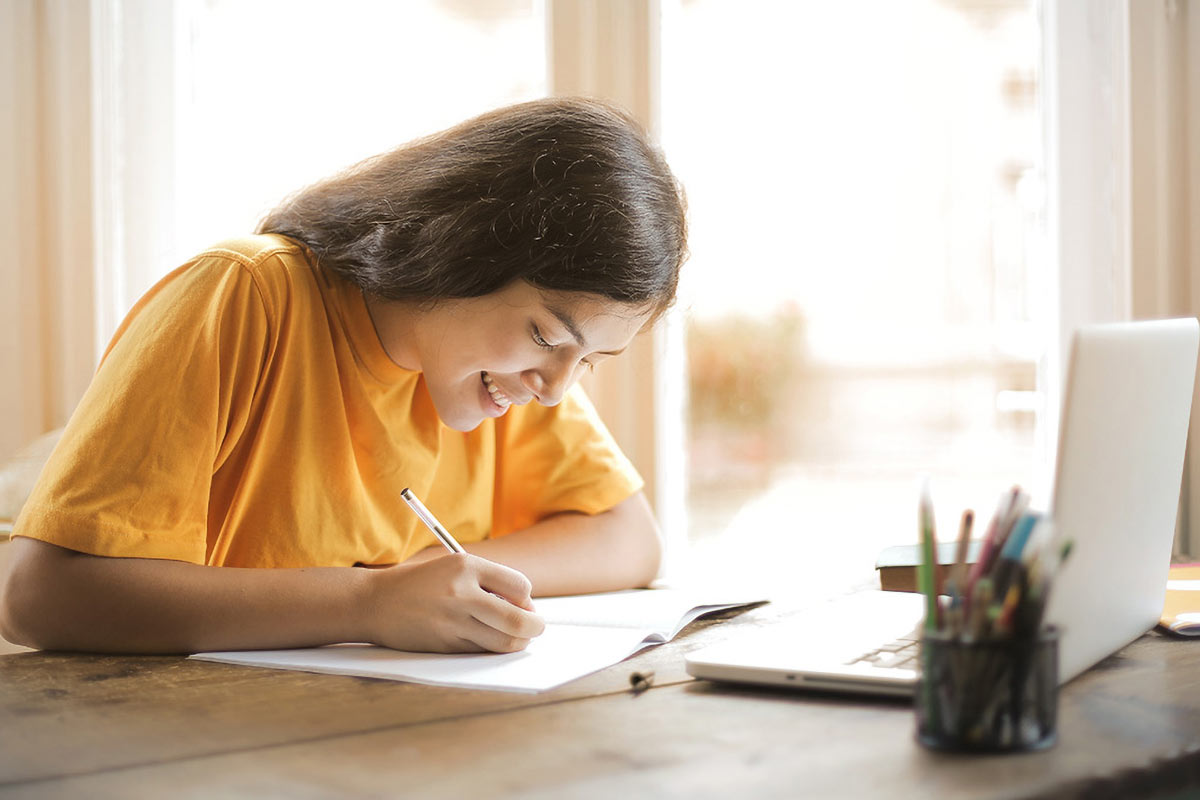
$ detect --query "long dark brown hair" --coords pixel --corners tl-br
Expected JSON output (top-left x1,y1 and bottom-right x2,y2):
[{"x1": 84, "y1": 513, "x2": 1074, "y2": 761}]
[{"x1": 257, "y1": 97, "x2": 687, "y2": 320}]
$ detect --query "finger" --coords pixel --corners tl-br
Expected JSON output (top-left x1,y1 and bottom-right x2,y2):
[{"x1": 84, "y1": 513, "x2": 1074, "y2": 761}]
[
  {"x1": 458, "y1": 616, "x2": 536, "y2": 654},
  {"x1": 471, "y1": 557, "x2": 535, "y2": 608},
  {"x1": 470, "y1": 591, "x2": 546, "y2": 640}
]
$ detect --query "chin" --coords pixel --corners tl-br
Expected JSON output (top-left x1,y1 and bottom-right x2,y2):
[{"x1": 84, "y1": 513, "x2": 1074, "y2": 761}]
[
  {"x1": 443, "y1": 416, "x2": 484, "y2": 433},
  {"x1": 435, "y1": 401, "x2": 486, "y2": 432}
]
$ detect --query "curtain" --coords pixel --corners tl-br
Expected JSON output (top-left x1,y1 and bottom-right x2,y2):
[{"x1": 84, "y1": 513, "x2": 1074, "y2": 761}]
[
  {"x1": 1129, "y1": 0, "x2": 1200, "y2": 554},
  {"x1": 0, "y1": 0, "x2": 96, "y2": 461}
]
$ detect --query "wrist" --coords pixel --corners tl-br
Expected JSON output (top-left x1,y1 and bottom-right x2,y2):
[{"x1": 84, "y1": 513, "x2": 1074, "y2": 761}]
[
  {"x1": 403, "y1": 546, "x2": 447, "y2": 565},
  {"x1": 347, "y1": 565, "x2": 383, "y2": 645}
]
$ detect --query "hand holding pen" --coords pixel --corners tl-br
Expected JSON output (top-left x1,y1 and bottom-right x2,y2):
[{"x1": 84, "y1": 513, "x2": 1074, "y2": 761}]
[{"x1": 356, "y1": 488, "x2": 545, "y2": 654}]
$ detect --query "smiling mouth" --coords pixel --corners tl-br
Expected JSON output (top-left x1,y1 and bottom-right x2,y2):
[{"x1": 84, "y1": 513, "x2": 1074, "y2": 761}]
[{"x1": 481, "y1": 372, "x2": 513, "y2": 408}]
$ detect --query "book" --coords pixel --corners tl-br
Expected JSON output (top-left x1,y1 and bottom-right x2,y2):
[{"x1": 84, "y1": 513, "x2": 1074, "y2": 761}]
[
  {"x1": 1158, "y1": 563, "x2": 1200, "y2": 636},
  {"x1": 190, "y1": 588, "x2": 763, "y2": 693},
  {"x1": 875, "y1": 540, "x2": 982, "y2": 593}
]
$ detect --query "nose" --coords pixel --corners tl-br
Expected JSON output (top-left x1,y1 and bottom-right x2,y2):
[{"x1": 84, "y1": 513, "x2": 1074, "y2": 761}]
[{"x1": 522, "y1": 361, "x2": 580, "y2": 407}]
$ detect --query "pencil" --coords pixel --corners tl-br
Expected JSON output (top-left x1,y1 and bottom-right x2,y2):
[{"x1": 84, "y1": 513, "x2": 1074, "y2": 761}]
[
  {"x1": 400, "y1": 487, "x2": 467, "y2": 554},
  {"x1": 968, "y1": 578, "x2": 993, "y2": 639},
  {"x1": 966, "y1": 486, "x2": 1018, "y2": 590},
  {"x1": 990, "y1": 512, "x2": 1039, "y2": 600},
  {"x1": 950, "y1": 509, "x2": 975, "y2": 599},
  {"x1": 989, "y1": 490, "x2": 1031, "y2": 563},
  {"x1": 918, "y1": 478, "x2": 939, "y2": 632}
]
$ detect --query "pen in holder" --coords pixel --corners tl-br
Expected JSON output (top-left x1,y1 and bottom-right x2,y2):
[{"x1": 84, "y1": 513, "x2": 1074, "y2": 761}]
[
  {"x1": 916, "y1": 626, "x2": 1059, "y2": 752},
  {"x1": 912, "y1": 482, "x2": 1071, "y2": 753}
]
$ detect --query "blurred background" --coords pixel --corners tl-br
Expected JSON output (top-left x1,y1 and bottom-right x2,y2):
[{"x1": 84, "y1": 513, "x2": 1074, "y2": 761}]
[
  {"x1": 3, "y1": 0, "x2": 1196, "y2": 597},
  {"x1": 664, "y1": 0, "x2": 1043, "y2": 593}
]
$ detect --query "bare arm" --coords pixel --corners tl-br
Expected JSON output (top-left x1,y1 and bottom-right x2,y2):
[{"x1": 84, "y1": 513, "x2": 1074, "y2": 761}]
[
  {"x1": 407, "y1": 491, "x2": 663, "y2": 597},
  {"x1": 0, "y1": 537, "x2": 543, "y2": 655}
]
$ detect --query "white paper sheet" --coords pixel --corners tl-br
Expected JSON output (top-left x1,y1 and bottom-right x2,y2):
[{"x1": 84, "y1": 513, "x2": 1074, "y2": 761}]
[{"x1": 190, "y1": 589, "x2": 760, "y2": 693}]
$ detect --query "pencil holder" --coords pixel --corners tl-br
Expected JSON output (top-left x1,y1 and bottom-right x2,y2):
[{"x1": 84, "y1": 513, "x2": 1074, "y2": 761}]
[{"x1": 915, "y1": 626, "x2": 1059, "y2": 753}]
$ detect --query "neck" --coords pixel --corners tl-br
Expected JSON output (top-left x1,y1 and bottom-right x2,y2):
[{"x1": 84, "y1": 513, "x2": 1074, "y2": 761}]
[{"x1": 362, "y1": 290, "x2": 422, "y2": 371}]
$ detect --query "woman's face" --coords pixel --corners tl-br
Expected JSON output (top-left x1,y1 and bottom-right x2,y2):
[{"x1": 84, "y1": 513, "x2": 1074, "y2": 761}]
[{"x1": 370, "y1": 282, "x2": 653, "y2": 432}]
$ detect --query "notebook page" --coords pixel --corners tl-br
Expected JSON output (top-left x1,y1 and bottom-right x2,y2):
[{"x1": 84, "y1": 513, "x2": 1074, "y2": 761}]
[
  {"x1": 534, "y1": 588, "x2": 756, "y2": 638},
  {"x1": 192, "y1": 624, "x2": 654, "y2": 693},
  {"x1": 191, "y1": 589, "x2": 766, "y2": 692}
]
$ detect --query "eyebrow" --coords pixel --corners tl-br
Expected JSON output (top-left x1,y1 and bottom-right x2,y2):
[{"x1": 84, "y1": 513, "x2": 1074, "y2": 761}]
[{"x1": 546, "y1": 305, "x2": 627, "y2": 357}]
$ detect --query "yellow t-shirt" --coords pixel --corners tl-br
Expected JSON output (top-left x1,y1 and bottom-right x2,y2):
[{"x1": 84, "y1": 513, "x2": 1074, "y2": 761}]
[{"x1": 14, "y1": 235, "x2": 642, "y2": 567}]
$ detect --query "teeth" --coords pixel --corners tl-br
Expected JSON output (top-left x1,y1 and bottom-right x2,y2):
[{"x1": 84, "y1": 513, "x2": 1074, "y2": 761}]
[{"x1": 482, "y1": 372, "x2": 511, "y2": 407}]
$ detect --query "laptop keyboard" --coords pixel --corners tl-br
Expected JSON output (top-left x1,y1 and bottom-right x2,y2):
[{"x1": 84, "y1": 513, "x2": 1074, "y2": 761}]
[{"x1": 845, "y1": 635, "x2": 920, "y2": 671}]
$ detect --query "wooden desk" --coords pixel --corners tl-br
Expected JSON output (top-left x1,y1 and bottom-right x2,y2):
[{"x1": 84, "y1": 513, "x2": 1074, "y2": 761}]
[{"x1": 3, "y1": 602, "x2": 1200, "y2": 799}]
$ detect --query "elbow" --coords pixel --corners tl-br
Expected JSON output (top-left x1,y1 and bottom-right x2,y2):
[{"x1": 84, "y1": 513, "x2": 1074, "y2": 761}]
[
  {"x1": 0, "y1": 598, "x2": 32, "y2": 650},
  {"x1": 617, "y1": 493, "x2": 663, "y2": 589},
  {"x1": 609, "y1": 491, "x2": 667, "y2": 592},
  {"x1": 0, "y1": 558, "x2": 35, "y2": 648},
  {"x1": 1, "y1": 537, "x2": 63, "y2": 650},
  {"x1": 635, "y1": 528, "x2": 664, "y2": 588}
]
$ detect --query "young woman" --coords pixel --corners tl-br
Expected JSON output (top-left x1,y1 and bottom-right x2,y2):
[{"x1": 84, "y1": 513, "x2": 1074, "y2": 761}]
[{"x1": 0, "y1": 97, "x2": 687, "y2": 656}]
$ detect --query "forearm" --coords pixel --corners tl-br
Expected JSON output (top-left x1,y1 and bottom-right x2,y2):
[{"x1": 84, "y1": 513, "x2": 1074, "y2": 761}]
[
  {"x1": 1, "y1": 538, "x2": 373, "y2": 654},
  {"x1": 456, "y1": 492, "x2": 663, "y2": 597}
]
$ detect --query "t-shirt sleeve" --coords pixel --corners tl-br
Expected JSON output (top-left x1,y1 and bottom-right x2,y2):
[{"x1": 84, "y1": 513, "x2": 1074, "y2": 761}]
[
  {"x1": 490, "y1": 384, "x2": 644, "y2": 537},
  {"x1": 12, "y1": 255, "x2": 272, "y2": 563}
]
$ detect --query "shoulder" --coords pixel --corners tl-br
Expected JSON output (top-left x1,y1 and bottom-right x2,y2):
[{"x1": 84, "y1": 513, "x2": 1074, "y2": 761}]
[
  {"x1": 184, "y1": 234, "x2": 323, "y2": 319},
  {"x1": 194, "y1": 234, "x2": 309, "y2": 271},
  {"x1": 152, "y1": 234, "x2": 312, "y2": 304},
  {"x1": 112, "y1": 236, "x2": 313, "y2": 349}
]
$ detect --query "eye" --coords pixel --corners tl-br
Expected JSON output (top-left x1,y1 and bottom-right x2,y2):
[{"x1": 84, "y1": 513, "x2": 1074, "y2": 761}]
[{"x1": 532, "y1": 326, "x2": 556, "y2": 350}]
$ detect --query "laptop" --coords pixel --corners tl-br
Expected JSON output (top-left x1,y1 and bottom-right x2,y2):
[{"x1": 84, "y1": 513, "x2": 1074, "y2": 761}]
[{"x1": 685, "y1": 318, "x2": 1200, "y2": 696}]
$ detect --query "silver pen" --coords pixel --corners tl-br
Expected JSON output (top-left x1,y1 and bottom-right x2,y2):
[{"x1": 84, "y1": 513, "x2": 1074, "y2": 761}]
[{"x1": 400, "y1": 487, "x2": 466, "y2": 554}]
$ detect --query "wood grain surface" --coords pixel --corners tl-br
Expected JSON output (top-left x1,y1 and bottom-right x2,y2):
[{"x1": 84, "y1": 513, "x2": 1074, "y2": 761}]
[{"x1": 3, "y1": 601, "x2": 1200, "y2": 799}]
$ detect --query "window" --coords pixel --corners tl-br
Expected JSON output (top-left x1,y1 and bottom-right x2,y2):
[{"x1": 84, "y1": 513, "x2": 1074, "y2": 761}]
[
  {"x1": 662, "y1": 0, "x2": 1046, "y2": 593},
  {"x1": 169, "y1": 0, "x2": 546, "y2": 292},
  {"x1": 16, "y1": 0, "x2": 1188, "y2": 564}
]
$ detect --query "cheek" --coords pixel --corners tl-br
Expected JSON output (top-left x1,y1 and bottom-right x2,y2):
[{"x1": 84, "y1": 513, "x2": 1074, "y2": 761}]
[
  {"x1": 471, "y1": 337, "x2": 541, "y2": 374},
  {"x1": 439, "y1": 335, "x2": 504, "y2": 373},
  {"x1": 477, "y1": 353, "x2": 535, "y2": 377}
]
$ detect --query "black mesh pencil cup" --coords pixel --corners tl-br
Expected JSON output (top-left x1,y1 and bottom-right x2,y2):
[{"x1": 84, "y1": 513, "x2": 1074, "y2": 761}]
[{"x1": 915, "y1": 626, "x2": 1059, "y2": 753}]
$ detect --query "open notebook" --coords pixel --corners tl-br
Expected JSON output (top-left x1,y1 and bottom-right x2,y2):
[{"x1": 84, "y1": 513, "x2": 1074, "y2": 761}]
[{"x1": 191, "y1": 589, "x2": 761, "y2": 693}]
